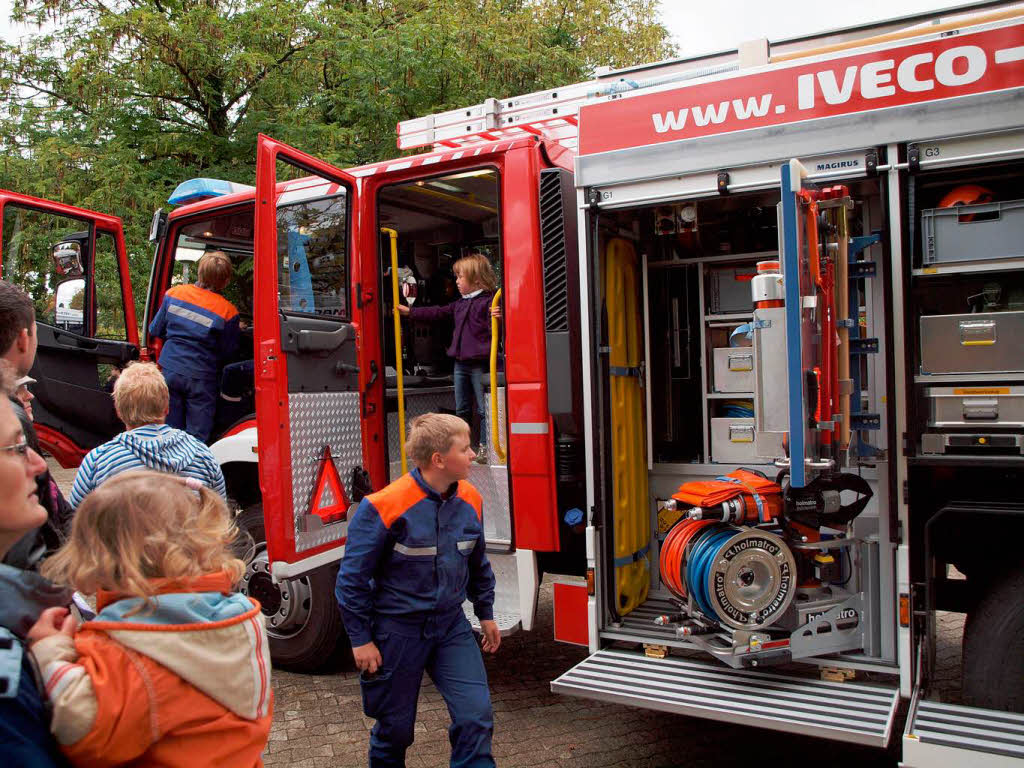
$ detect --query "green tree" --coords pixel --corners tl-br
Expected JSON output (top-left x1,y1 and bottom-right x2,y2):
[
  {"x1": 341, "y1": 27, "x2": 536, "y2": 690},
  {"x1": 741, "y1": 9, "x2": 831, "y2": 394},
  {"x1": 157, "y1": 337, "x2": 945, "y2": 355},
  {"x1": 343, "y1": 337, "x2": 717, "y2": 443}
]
[{"x1": 0, "y1": 0, "x2": 674, "y2": 328}]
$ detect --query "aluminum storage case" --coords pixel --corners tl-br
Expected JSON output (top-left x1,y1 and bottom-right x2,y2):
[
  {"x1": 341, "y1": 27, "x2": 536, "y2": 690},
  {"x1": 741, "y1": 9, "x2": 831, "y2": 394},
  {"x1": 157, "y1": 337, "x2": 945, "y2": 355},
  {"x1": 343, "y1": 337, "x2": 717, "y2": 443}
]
[
  {"x1": 713, "y1": 347, "x2": 754, "y2": 393},
  {"x1": 926, "y1": 386, "x2": 1024, "y2": 428},
  {"x1": 921, "y1": 198, "x2": 1024, "y2": 266},
  {"x1": 710, "y1": 417, "x2": 758, "y2": 463},
  {"x1": 919, "y1": 311, "x2": 1024, "y2": 375}
]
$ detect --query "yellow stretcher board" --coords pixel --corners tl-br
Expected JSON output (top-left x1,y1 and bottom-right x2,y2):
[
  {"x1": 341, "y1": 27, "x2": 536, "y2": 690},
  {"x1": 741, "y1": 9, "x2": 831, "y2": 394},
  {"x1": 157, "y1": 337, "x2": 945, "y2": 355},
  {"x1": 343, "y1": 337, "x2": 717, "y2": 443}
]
[{"x1": 604, "y1": 238, "x2": 650, "y2": 616}]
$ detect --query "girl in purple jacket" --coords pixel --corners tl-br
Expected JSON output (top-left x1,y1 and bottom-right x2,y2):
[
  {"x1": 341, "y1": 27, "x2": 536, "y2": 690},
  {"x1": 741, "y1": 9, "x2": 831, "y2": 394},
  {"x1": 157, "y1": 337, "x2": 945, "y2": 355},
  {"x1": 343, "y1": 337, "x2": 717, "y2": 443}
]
[{"x1": 399, "y1": 253, "x2": 500, "y2": 463}]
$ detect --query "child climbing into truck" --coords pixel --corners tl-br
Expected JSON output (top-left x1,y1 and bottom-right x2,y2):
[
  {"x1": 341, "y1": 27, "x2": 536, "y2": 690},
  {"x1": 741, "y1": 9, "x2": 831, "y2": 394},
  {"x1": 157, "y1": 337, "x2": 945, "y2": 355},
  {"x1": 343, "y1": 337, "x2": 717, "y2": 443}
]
[{"x1": 398, "y1": 252, "x2": 500, "y2": 463}]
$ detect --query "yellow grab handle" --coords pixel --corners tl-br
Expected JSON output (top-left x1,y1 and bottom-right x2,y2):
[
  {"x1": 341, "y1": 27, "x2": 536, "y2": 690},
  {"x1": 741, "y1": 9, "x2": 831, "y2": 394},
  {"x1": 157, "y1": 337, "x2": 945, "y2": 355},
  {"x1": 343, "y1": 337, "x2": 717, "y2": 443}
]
[
  {"x1": 489, "y1": 290, "x2": 506, "y2": 463},
  {"x1": 382, "y1": 228, "x2": 407, "y2": 475}
]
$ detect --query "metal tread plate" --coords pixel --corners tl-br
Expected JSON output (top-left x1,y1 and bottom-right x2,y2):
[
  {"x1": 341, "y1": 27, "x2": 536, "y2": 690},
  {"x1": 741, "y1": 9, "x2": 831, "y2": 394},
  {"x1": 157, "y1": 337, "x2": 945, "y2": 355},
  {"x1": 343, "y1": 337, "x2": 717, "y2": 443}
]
[
  {"x1": 463, "y1": 603, "x2": 521, "y2": 636},
  {"x1": 603, "y1": 597, "x2": 681, "y2": 645},
  {"x1": 905, "y1": 699, "x2": 1024, "y2": 764},
  {"x1": 551, "y1": 648, "x2": 899, "y2": 747}
]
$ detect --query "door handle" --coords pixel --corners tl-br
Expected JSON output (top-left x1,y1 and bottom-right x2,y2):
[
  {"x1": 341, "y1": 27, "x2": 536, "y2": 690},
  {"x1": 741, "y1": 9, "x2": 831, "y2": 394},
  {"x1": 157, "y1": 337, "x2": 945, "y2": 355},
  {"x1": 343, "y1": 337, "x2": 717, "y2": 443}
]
[
  {"x1": 294, "y1": 325, "x2": 350, "y2": 353},
  {"x1": 53, "y1": 332, "x2": 98, "y2": 351}
]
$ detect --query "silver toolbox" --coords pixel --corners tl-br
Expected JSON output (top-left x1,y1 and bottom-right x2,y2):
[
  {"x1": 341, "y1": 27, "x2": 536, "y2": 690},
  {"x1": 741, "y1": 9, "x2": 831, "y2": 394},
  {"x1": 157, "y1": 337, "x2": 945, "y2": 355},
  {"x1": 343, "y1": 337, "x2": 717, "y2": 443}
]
[
  {"x1": 713, "y1": 347, "x2": 754, "y2": 393},
  {"x1": 921, "y1": 198, "x2": 1024, "y2": 265},
  {"x1": 926, "y1": 386, "x2": 1024, "y2": 427},
  {"x1": 919, "y1": 311, "x2": 1024, "y2": 375},
  {"x1": 711, "y1": 417, "x2": 758, "y2": 463}
]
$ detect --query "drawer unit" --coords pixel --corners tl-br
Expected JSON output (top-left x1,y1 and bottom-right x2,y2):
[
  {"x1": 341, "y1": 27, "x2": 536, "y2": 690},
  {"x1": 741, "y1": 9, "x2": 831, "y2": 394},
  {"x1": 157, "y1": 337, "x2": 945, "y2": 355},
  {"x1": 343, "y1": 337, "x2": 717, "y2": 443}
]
[
  {"x1": 711, "y1": 417, "x2": 757, "y2": 463},
  {"x1": 919, "y1": 311, "x2": 1024, "y2": 375},
  {"x1": 926, "y1": 386, "x2": 1024, "y2": 427},
  {"x1": 921, "y1": 198, "x2": 1024, "y2": 266},
  {"x1": 713, "y1": 347, "x2": 754, "y2": 393}
]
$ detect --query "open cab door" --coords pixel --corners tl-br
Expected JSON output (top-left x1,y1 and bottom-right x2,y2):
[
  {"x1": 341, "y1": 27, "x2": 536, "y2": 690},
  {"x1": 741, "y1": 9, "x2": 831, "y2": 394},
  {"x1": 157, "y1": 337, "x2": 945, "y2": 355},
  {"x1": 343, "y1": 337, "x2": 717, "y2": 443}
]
[
  {"x1": 0, "y1": 191, "x2": 138, "y2": 466},
  {"x1": 247, "y1": 136, "x2": 366, "y2": 670}
]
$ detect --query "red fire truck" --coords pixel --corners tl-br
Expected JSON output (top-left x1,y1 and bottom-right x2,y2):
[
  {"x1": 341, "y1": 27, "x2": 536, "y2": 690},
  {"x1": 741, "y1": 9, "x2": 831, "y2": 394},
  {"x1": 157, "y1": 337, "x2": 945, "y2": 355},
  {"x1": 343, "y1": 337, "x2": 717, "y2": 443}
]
[
  {"x1": 1, "y1": 132, "x2": 586, "y2": 671},
  {"x1": 3, "y1": 3, "x2": 1023, "y2": 763}
]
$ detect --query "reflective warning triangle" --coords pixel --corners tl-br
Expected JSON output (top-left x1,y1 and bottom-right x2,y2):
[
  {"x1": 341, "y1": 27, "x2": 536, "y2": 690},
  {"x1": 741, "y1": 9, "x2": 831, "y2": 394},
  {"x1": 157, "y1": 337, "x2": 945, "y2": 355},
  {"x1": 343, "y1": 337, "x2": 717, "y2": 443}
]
[{"x1": 309, "y1": 446, "x2": 350, "y2": 524}]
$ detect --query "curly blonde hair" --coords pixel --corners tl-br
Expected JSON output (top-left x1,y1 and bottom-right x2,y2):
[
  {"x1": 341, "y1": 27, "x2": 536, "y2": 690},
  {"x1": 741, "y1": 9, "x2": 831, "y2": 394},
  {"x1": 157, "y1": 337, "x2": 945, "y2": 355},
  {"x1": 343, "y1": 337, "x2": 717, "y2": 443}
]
[{"x1": 41, "y1": 470, "x2": 244, "y2": 599}]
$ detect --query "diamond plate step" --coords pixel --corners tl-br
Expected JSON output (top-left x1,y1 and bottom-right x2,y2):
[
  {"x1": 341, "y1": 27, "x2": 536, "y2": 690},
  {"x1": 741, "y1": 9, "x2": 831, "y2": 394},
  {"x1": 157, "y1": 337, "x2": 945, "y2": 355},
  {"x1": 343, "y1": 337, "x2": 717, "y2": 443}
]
[
  {"x1": 462, "y1": 550, "x2": 525, "y2": 637},
  {"x1": 903, "y1": 699, "x2": 1024, "y2": 767},
  {"x1": 552, "y1": 648, "x2": 899, "y2": 746}
]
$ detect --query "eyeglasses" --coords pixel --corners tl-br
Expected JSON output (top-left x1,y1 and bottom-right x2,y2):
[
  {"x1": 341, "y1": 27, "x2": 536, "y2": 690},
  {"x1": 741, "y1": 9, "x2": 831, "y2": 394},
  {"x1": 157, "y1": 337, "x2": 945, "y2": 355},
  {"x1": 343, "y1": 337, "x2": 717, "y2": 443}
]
[{"x1": 0, "y1": 439, "x2": 30, "y2": 460}]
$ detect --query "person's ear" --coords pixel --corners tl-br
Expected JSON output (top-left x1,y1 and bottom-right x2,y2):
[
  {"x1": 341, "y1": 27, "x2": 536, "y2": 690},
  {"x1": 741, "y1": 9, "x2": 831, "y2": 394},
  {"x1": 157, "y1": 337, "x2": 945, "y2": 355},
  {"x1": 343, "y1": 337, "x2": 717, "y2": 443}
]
[
  {"x1": 16, "y1": 327, "x2": 30, "y2": 352},
  {"x1": 431, "y1": 451, "x2": 444, "y2": 470}
]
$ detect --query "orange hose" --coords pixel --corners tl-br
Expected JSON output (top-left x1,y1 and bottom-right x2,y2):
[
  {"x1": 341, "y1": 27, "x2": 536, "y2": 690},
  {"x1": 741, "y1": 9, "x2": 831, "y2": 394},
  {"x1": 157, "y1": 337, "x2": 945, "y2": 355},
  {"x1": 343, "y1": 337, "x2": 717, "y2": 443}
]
[{"x1": 660, "y1": 519, "x2": 718, "y2": 599}]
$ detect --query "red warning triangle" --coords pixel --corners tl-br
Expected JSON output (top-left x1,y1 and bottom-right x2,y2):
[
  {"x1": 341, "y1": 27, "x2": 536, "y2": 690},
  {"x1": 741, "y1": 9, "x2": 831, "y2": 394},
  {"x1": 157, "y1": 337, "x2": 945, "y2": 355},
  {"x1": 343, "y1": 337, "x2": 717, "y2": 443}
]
[{"x1": 309, "y1": 446, "x2": 350, "y2": 524}]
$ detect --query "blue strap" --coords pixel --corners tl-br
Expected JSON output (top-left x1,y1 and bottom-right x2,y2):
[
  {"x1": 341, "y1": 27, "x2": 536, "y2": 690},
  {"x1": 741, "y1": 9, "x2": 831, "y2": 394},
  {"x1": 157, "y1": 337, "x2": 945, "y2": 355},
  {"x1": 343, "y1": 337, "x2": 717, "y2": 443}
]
[
  {"x1": 729, "y1": 324, "x2": 752, "y2": 347},
  {"x1": 715, "y1": 476, "x2": 768, "y2": 524},
  {"x1": 614, "y1": 544, "x2": 651, "y2": 568}
]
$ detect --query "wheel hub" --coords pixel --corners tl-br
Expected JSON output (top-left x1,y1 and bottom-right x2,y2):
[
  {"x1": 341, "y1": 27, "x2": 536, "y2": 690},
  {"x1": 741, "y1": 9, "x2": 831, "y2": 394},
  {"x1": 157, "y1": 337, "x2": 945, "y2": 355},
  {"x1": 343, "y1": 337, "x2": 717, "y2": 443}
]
[{"x1": 240, "y1": 547, "x2": 312, "y2": 638}]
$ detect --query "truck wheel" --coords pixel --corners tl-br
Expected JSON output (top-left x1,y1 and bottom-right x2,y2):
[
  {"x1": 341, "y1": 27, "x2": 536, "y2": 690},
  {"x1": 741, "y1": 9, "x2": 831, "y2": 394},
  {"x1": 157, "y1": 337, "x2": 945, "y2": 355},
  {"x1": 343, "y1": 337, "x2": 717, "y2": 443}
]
[
  {"x1": 235, "y1": 505, "x2": 348, "y2": 673},
  {"x1": 962, "y1": 566, "x2": 1024, "y2": 712}
]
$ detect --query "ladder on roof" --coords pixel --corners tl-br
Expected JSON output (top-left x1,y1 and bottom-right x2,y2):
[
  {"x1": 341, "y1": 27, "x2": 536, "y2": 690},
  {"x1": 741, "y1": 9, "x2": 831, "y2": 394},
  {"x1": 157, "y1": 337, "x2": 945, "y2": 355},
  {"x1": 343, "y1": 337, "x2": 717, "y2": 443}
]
[
  {"x1": 395, "y1": 61, "x2": 737, "y2": 152},
  {"x1": 396, "y1": 81, "x2": 596, "y2": 152}
]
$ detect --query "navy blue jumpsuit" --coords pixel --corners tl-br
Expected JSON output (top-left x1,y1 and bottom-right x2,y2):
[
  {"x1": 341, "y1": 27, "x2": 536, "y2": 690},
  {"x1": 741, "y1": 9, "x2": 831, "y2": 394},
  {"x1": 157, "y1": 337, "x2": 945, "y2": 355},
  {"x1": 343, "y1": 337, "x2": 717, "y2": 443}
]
[{"x1": 336, "y1": 468, "x2": 497, "y2": 768}]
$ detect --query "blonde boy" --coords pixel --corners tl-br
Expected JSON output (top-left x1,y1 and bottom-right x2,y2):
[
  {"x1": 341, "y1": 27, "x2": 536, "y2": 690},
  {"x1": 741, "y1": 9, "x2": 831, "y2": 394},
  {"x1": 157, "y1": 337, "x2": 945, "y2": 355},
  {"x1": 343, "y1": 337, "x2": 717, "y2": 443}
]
[{"x1": 337, "y1": 413, "x2": 499, "y2": 768}]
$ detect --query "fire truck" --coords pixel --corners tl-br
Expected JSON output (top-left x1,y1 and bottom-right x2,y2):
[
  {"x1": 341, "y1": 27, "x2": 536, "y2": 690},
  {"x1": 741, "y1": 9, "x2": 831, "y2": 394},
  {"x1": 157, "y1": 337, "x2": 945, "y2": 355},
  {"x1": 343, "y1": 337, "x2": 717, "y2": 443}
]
[{"x1": 2, "y1": 2, "x2": 1023, "y2": 762}]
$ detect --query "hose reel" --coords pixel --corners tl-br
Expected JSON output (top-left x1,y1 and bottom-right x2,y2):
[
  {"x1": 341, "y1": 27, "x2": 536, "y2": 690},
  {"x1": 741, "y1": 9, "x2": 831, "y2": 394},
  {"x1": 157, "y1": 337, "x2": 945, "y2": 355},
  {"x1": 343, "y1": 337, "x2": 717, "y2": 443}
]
[{"x1": 662, "y1": 521, "x2": 796, "y2": 630}]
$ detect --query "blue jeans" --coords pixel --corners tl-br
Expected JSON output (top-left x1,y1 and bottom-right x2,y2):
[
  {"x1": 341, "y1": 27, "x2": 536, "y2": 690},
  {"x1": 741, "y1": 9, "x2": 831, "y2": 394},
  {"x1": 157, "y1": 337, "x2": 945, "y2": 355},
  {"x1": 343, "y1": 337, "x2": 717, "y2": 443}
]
[
  {"x1": 454, "y1": 360, "x2": 486, "y2": 448},
  {"x1": 361, "y1": 610, "x2": 495, "y2": 768}
]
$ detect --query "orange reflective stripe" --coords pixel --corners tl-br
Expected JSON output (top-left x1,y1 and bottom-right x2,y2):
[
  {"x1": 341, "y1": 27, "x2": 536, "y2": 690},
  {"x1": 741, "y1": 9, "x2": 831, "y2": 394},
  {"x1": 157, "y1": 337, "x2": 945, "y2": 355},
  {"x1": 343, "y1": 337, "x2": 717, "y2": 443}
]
[
  {"x1": 457, "y1": 481, "x2": 483, "y2": 521},
  {"x1": 167, "y1": 284, "x2": 238, "y2": 321},
  {"x1": 367, "y1": 473, "x2": 427, "y2": 529}
]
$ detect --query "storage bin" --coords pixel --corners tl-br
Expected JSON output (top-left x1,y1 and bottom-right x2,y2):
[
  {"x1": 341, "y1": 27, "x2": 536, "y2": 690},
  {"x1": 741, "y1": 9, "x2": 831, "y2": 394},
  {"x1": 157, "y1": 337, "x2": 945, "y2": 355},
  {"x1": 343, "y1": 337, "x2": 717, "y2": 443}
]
[
  {"x1": 713, "y1": 347, "x2": 754, "y2": 392},
  {"x1": 921, "y1": 198, "x2": 1024, "y2": 265},
  {"x1": 711, "y1": 417, "x2": 757, "y2": 463},
  {"x1": 919, "y1": 311, "x2": 1024, "y2": 374}
]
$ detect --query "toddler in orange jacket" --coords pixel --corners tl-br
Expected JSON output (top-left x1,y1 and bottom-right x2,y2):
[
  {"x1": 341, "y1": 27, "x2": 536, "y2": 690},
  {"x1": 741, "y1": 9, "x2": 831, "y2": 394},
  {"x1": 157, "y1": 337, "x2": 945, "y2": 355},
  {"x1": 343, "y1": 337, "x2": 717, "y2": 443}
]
[{"x1": 27, "y1": 470, "x2": 273, "y2": 768}]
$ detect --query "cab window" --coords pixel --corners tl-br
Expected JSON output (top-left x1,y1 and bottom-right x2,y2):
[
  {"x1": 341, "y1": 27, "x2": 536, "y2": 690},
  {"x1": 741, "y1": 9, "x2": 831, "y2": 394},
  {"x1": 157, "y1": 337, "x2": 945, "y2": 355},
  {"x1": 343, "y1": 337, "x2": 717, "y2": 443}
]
[{"x1": 276, "y1": 192, "x2": 348, "y2": 320}]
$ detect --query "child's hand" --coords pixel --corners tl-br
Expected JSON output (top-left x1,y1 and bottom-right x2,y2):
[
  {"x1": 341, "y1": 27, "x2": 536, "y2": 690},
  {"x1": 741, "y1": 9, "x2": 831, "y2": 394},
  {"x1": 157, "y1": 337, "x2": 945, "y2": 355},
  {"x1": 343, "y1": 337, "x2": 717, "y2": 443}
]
[
  {"x1": 27, "y1": 607, "x2": 78, "y2": 645},
  {"x1": 490, "y1": 306, "x2": 501, "y2": 320},
  {"x1": 397, "y1": 304, "x2": 410, "y2": 316}
]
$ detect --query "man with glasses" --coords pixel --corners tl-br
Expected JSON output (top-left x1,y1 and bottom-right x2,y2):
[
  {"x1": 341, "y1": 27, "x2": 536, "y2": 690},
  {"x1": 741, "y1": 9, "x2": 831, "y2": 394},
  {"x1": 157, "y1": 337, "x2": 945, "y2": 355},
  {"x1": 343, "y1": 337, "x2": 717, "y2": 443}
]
[{"x1": 0, "y1": 280, "x2": 73, "y2": 570}]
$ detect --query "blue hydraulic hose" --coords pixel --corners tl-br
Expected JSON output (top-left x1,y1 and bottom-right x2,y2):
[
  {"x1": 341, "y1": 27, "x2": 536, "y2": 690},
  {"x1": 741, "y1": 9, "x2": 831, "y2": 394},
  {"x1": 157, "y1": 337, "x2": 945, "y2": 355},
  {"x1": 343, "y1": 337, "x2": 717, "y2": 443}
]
[{"x1": 686, "y1": 528, "x2": 736, "y2": 620}]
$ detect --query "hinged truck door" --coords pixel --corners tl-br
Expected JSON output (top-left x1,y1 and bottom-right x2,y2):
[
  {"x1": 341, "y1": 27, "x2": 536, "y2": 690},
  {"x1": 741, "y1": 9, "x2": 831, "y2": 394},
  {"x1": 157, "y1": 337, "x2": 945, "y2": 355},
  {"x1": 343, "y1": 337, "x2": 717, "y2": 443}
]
[
  {"x1": 252, "y1": 136, "x2": 364, "y2": 571},
  {"x1": 0, "y1": 191, "x2": 138, "y2": 465}
]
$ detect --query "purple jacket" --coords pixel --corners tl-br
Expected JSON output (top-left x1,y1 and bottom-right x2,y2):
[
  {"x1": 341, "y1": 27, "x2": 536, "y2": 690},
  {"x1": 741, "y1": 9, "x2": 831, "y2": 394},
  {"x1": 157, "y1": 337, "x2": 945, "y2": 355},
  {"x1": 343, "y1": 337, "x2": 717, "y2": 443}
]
[{"x1": 410, "y1": 291, "x2": 494, "y2": 361}]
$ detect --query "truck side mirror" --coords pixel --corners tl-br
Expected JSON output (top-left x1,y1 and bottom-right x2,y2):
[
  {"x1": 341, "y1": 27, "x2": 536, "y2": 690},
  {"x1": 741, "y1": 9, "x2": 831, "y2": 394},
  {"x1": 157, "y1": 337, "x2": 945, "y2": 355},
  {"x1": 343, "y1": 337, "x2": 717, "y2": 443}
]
[
  {"x1": 51, "y1": 240, "x2": 83, "y2": 278},
  {"x1": 53, "y1": 277, "x2": 85, "y2": 334}
]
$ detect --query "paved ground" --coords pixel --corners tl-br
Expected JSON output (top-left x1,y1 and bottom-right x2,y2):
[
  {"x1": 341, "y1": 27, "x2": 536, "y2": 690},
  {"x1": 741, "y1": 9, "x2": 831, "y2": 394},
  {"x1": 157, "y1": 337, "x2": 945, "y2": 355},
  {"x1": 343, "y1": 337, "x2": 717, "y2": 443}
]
[{"x1": 51, "y1": 461, "x2": 968, "y2": 767}]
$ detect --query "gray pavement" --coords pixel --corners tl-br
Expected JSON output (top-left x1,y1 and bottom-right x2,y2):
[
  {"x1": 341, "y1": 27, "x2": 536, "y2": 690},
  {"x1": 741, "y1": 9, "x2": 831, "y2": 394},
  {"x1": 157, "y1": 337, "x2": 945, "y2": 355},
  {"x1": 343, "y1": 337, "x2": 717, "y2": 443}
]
[{"x1": 52, "y1": 460, "x2": 970, "y2": 766}]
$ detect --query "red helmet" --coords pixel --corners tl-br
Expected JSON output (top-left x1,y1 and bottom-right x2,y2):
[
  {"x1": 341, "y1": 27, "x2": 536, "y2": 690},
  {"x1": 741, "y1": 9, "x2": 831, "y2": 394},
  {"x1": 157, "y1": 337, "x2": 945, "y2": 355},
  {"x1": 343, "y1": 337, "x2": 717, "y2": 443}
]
[{"x1": 939, "y1": 184, "x2": 993, "y2": 208}]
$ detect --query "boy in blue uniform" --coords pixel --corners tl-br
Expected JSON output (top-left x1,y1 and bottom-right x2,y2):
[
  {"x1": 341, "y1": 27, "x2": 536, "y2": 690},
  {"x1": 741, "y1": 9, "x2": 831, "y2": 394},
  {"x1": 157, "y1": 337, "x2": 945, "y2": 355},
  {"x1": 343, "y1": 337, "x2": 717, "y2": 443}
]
[
  {"x1": 337, "y1": 413, "x2": 500, "y2": 768},
  {"x1": 148, "y1": 251, "x2": 239, "y2": 442}
]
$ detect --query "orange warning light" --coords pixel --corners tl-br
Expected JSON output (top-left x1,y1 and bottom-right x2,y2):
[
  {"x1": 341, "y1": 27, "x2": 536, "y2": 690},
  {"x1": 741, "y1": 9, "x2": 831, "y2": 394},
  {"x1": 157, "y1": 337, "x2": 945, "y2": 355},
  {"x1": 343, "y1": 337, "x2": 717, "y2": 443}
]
[{"x1": 899, "y1": 593, "x2": 911, "y2": 627}]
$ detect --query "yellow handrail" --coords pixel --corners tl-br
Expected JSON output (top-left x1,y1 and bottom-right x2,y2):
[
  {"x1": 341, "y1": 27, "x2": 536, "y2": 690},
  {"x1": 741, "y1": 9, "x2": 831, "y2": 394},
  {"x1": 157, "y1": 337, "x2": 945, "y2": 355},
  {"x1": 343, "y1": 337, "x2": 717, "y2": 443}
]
[
  {"x1": 489, "y1": 289, "x2": 506, "y2": 463},
  {"x1": 382, "y1": 227, "x2": 407, "y2": 474}
]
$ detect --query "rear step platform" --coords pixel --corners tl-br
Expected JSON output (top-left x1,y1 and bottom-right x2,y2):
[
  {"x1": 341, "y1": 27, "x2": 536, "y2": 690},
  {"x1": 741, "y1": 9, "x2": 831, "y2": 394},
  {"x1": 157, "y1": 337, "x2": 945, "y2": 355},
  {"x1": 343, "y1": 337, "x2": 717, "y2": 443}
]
[
  {"x1": 903, "y1": 699, "x2": 1024, "y2": 766},
  {"x1": 552, "y1": 648, "x2": 900, "y2": 746}
]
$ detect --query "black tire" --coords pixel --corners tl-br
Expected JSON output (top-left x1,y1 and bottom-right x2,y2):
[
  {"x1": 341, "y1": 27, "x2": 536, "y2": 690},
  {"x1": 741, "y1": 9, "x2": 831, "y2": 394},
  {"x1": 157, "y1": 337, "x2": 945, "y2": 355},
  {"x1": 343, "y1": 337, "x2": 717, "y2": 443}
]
[
  {"x1": 236, "y1": 505, "x2": 349, "y2": 673},
  {"x1": 962, "y1": 566, "x2": 1024, "y2": 712}
]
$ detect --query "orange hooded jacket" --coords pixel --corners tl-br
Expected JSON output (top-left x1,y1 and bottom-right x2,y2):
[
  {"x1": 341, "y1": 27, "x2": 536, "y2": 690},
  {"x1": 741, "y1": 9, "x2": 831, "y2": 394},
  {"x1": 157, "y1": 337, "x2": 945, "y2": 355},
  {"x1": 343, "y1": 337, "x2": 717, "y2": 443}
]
[{"x1": 30, "y1": 572, "x2": 273, "y2": 767}]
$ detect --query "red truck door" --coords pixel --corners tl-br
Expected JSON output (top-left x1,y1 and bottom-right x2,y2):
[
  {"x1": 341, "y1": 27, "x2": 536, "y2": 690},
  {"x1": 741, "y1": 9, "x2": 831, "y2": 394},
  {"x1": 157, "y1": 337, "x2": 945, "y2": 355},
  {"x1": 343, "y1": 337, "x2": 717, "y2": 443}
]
[
  {"x1": 251, "y1": 136, "x2": 365, "y2": 568},
  {"x1": 0, "y1": 191, "x2": 138, "y2": 466}
]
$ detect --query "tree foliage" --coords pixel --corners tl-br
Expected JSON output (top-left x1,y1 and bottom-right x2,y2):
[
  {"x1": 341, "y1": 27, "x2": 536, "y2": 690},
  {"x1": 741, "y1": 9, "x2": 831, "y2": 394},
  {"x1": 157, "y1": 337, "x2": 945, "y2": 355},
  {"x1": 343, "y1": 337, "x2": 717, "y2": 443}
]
[{"x1": 0, "y1": 0, "x2": 674, "y2": 325}]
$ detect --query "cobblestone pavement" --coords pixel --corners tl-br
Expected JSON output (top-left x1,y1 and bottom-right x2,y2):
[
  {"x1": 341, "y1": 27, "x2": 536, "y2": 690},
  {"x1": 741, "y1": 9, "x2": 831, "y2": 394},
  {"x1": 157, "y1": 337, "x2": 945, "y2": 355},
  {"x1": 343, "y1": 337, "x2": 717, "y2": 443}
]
[
  {"x1": 51, "y1": 461, "x2": 971, "y2": 767},
  {"x1": 262, "y1": 578, "x2": 897, "y2": 768}
]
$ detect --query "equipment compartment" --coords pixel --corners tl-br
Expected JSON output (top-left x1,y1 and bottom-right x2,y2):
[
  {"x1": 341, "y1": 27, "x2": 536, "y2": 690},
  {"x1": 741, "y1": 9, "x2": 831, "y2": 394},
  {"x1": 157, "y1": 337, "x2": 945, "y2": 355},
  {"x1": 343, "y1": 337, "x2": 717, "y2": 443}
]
[{"x1": 921, "y1": 198, "x2": 1024, "y2": 266}]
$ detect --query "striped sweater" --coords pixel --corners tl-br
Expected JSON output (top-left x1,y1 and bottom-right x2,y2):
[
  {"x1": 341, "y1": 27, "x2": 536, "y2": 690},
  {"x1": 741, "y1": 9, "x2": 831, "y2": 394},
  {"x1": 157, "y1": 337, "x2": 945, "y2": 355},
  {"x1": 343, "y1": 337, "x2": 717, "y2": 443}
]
[{"x1": 70, "y1": 424, "x2": 225, "y2": 508}]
